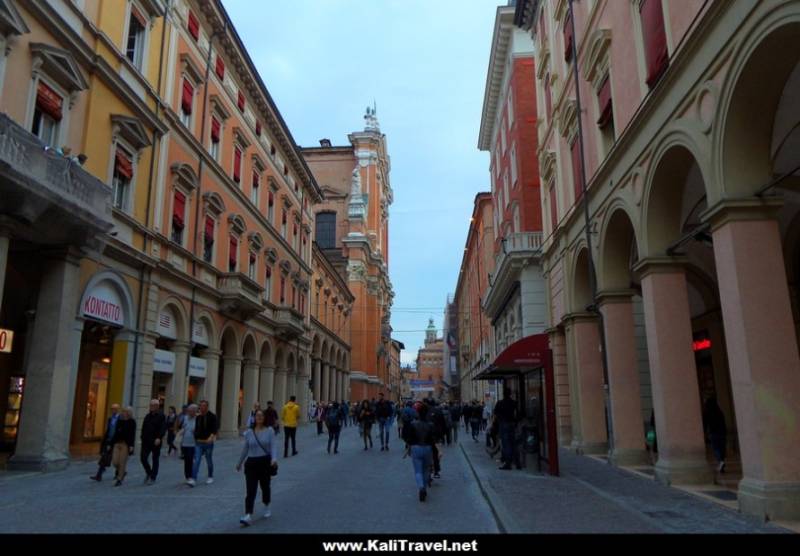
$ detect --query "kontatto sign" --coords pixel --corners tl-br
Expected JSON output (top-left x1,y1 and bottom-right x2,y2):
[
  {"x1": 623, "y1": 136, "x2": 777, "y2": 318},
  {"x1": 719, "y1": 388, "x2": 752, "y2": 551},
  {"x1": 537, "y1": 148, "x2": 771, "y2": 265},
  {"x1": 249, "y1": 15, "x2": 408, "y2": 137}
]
[
  {"x1": 82, "y1": 282, "x2": 124, "y2": 326},
  {"x1": 0, "y1": 328, "x2": 13, "y2": 353}
]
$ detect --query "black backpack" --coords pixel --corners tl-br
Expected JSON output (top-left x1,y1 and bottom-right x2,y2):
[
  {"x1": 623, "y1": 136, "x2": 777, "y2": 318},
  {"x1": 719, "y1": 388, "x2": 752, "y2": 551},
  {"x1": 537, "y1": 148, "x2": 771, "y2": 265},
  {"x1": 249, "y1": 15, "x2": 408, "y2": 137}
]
[{"x1": 326, "y1": 407, "x2": 340, "y2": 428}]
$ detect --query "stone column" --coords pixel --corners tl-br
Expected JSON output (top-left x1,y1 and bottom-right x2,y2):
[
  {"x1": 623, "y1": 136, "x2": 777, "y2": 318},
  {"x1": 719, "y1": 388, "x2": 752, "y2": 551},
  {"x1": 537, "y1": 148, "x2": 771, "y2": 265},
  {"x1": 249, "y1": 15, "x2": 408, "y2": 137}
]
[
  {"x1": 597, "y1": 292, "x2": 648, "y2": 466},
  {"x1": 548, "y1": 327, "x2": 572, "y2": 447},
  {"x1": 274, "y1": 368, "x2": 287, "y2": 407},
  {"x1": 168, "y1": 341, "x2": 191, "y2": 411},
  {"x1": 705, "y1": 201, "x2": 800, "y2": 520},
  {"x1": 298, "y1": 369, "x2": 310, "y2": 423},
  {"x1": 312, "y1": 358, "x2": 322, "y2": 403},
  {"x1": 564, "y1": 314, "x2": 608, "y2": 454},
  {"x1": 0, "y1": 228, "x2": 9, "y2": 318},
  {"x1": 240, "y1": 359, "x2": 260, "y2": 429},
  {"x1": 219, "y1": 356, "x2": 242, "y2": 438},
  {"x1": 201, "y1": 349, "x2": 221, "y2": 411},
  {"x1": 259, "y1": 365, "x2": 275, "y2": 404},
  {"x1": 9, "y1": 248, "x2": 82, "y2": 471},
  {"x1": 321, "y1": 363, "x2": 330, "y2": 402},
  {"x1": 634, "y1": 258, "x2": 711, "y2": 485}
]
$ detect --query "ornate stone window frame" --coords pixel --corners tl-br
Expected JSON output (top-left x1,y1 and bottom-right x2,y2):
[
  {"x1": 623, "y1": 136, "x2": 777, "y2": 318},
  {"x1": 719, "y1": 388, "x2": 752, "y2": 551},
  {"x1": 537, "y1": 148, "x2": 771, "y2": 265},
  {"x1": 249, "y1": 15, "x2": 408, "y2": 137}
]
[
  {"x1": 0, "y1": 0, "x2": 29, "y2": 90},
  {"x1": 582, "y1": 29, "x2": 612, "y2": 91},
  {"x1": 558, "y1": 99, "x2": 579, "y2": 142}
]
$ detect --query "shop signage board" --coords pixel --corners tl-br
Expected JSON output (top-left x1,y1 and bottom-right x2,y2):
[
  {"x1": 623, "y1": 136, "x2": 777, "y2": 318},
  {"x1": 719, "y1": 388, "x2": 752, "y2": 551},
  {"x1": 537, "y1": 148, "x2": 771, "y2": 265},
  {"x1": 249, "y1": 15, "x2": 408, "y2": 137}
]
[
  {"x1": 153, "y1": 349, "x2": 176, "y2": 374},
  {"x1": 189, "y1": 357, "x2": 207, "y2": 378},
  {"x1": 82, "y1": 282, "x2": 124, "y2": 326},
  {"x1": 0, "y1": 328, "x2": 13, "y2": 353}
]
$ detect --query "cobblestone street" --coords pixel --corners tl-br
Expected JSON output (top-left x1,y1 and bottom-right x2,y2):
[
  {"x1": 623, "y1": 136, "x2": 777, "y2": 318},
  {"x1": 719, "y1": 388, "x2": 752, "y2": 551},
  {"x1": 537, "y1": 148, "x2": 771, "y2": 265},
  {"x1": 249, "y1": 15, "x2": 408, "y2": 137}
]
[{"x1": 0, "y1": 423, "x2": 792, "y2": 534}]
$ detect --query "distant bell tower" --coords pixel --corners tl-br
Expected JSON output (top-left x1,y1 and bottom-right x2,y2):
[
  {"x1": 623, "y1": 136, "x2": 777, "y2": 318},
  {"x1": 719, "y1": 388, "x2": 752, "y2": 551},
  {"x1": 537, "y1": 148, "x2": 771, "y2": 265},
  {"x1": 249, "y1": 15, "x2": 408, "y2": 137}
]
[{"x1": 425, "y1": 318, "x2": 437, "y2": 346}]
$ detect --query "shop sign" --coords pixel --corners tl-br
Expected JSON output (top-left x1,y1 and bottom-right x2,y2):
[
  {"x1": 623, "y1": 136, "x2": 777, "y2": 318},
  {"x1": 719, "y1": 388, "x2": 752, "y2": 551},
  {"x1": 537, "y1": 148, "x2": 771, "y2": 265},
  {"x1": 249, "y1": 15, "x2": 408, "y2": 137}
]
[
  {"x1": 157, "y1": 309, "x2": 178, "y2": 340},
  {"x1": 153, "y1": 349, "x2": 175, "y2": 374},
  {"x1": 0, "y1": 328, "x2": 13, "y2": 353},
  {"x1": 82, "y1": 282, "x2": 124, "y2": 326},
  {"x1": 189, "y1": 356, "x2": 207, "y2": 378},
  {"x1": 192, "y1": 321, "x2": 208, "y2": 347}
]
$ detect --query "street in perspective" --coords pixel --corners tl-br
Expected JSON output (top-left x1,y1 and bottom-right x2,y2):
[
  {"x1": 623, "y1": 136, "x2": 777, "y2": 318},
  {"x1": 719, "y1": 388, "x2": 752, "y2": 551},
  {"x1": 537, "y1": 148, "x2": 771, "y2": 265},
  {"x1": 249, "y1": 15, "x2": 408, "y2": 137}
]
[{"x1": 1, "y1": 0, "x2": 800, "y2": 541}]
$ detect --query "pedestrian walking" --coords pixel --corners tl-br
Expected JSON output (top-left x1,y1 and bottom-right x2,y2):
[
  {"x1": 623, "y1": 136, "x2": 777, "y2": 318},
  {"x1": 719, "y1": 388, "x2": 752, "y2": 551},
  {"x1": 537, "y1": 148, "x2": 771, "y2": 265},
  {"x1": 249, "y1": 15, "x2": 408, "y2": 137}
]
[
  {"x1": 342, "y1": 401, "x2": 350, "y2": 428},
  {"x1": 165, "y1": 406, "x2": 178, "y2": 456},
  {"x1": 110, "y1": 406, "x2": 136, "y2": 486},
  {"x1": 308, "y1": 401, "x2": 317, "y2": 424},
  {"x1": 469, "y1": 401, "x2": 481, "y2": 441},
  {"x1": 315, "y1": 402, "x2": 325, "y2": 435},
  {"x1": 703, "y1": 395, "x2": 728, "y2": 473},
  {"x1": 264, "y1": 401, "x2": 279, "y2": 434},
  {"x1": 90, "y1": 403, "x2": 121, "y2": 482},
  {"x1": 404, "y1": 402, "x2": 436, "y2": 502},
  {"x1": 325, "y1": 401, "x2": 342, "y2": 454},
  {"x1": 359, "y1": 400, "x2": 375, "y2": 450},
  {"x1": 495, "y1": 389, "x2": 520, "y2": 470},
  {"x1": 430, "y1": 402, "x2": 447, "y2": 479},
  {"x1": 376, "y1": 392, "x2": 392, "y2": 451},
  {"x1": 177, "y1": 404, "x2": 188, "y2": 460},
  {"x1": 481, "y1": 401, "x2": 491, "y2": 432},
  {"x1": 237, "y1": 409, "x2": 279, "y2": 526},
  {"x1": 246, "y1": 402, "x2": 262, "y2": 429},
  {"x1": 281, "y1": 395, "x2": 300, "y2": 457},
  {"x1": 140, "y1": 399, "x2": 167, "y2": 485},
  {"x1": 192, "y1": 400, "x2": 218, "y2": 485},
  {"x1": 449, "y1": 402, "x2": 461, "y2": 444},
  {"x1": 179, "y1": 404, "x2": 198, "y2": 485}
]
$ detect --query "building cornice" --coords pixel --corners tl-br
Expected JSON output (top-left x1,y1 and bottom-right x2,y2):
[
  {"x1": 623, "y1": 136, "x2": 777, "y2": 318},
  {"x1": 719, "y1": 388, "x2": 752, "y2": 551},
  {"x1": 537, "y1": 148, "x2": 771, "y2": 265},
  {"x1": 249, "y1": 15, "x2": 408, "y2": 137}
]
[{"x1": 478, "y1": 6, "x2": 517, "y2": 151}]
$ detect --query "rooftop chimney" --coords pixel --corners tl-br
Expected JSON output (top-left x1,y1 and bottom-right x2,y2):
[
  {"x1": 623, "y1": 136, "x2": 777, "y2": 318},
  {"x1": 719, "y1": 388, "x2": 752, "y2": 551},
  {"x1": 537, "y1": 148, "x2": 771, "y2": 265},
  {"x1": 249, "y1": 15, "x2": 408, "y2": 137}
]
[{"x1": 319, "y1": 138, "x2": 332, "y2": 147}]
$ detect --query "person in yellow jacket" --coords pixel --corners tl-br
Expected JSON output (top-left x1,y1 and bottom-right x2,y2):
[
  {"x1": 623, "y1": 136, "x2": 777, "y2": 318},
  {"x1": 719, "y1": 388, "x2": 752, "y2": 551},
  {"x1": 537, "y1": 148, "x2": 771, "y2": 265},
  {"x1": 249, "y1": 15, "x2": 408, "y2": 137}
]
[{"x1": 281, "y1": 396, "x2": 301, "y2": 458}]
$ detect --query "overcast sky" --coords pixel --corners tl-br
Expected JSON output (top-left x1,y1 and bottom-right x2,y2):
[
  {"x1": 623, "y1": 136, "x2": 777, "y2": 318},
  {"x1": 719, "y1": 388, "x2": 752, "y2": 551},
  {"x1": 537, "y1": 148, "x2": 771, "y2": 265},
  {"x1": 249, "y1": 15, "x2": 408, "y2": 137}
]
[{"x1": 223, "y1": 0, "x2": 500, "y2": 365}]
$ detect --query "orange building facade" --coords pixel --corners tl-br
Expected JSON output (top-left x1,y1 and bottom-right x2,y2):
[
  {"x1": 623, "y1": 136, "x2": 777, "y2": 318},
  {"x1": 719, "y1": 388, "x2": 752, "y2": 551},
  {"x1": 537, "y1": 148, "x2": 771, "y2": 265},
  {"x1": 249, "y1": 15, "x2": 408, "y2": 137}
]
[
  {"x1": 302, "y1": 111, "x2": 395, "y2": 403},
  {"x1": 414, "y1": 319, "x2": 446, "y2": 401}
]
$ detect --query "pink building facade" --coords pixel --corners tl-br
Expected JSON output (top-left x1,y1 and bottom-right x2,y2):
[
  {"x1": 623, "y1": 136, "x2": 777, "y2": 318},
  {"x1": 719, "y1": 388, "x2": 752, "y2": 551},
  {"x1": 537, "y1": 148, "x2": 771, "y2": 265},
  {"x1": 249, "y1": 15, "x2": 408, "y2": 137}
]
[{"x1": 515, "y1": 0, "x2": 800, "y2": 520}]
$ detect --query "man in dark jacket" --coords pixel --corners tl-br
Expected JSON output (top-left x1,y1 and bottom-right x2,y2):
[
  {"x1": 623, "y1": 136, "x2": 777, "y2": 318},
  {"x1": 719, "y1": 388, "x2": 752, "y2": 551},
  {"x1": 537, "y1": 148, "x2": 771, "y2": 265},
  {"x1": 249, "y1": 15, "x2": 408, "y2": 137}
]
[
  {"x1": 376, "y1": 393, "x2": 393, "y2": 451},
  {"x1": 90, "y1": 403, "x2": 121, "y2": 481},
  {"x1": 430, "y1": 402, "x2": 447, "y2": 478},
  {"x1": 140, "y1": 399, "x2": 167, "y2": 484},
  {"x1": 192, "y1": 400, "x2": 218, "y2": 484},
  {"x1": 495, "y1": 389, "x2": 520, "y2": 470},
  {"x1": 265, "y1": 401, "x2": 279, "y2": 433}
]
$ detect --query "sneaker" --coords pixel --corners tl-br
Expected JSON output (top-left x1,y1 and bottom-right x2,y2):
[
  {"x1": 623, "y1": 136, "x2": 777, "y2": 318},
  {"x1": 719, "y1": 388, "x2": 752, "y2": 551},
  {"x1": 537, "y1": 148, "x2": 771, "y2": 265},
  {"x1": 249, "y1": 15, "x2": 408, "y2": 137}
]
[
  {"x1": 434, "y1": 472, "x2": 441, "y2": 479},
  {"x1": 263, "y1": 506, "x2": 272, "y2": 518},
  {"x1": 90, "y1": 475, "x2": 101, "y2": 482},
  {"x1": 719, "y1": 461, "x2": 726, "y2": 473},
  {"x1": 186, "y1": 478, "x2": 196, "y2": 487},
  {"x1": 419, "y1": 489, "x2": 427, "y2": 502},
  {"x1": 206, "y1": 478, "x2": 214, "y2": 485},
  {"x1": 240, "y1": 514, "x2": 252, "y2": 527},
  {"x1": 292, "y1": 451, "x2": 298, "y2": 456},
  {"x1": 114, "y1": 479, "x2": 122, "y2": 487},
  {"x1": 144, "y1": 477, "x2": 152, "y2": 485}
]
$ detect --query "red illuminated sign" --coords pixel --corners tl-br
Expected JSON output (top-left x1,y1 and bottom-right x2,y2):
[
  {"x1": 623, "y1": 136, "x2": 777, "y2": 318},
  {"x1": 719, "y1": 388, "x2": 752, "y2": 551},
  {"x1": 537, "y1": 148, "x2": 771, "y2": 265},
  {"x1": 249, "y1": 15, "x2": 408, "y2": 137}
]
[{"x1": 693, "y1": 338, "x2": 712, "y2": 352}]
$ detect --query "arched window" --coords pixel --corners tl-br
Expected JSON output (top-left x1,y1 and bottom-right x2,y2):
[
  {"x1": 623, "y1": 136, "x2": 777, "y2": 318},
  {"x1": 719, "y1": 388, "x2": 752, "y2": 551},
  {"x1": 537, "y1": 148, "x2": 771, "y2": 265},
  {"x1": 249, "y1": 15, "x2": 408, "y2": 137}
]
[{"x1": 315, "y1": 212, "x2": 336, "y2": 249}]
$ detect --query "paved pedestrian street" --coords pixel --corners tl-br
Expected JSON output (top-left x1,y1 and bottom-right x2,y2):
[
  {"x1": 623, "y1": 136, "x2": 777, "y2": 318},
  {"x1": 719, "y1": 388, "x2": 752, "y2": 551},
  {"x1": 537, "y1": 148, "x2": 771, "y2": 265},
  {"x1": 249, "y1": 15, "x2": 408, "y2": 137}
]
[{"x1": 0, "y1": 424, "x2": 791, "y2": 534}]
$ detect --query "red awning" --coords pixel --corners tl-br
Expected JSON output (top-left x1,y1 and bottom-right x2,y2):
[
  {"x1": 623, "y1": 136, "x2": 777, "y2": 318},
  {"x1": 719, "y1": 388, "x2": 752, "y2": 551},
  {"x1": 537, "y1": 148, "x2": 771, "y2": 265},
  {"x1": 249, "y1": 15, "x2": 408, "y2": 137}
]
[
  {"x1": 237, "y1": 91, "x2": 245, "y2": 112},
  {"x1": 215, "y1": 55, "x2": 225, "y2": 80},
  {"x1": 474, "y1": 333, "x2": 551, "y2": 380},
  {"x1": 36, "y1": 81, "x2": 63, "y2": 121},
  {"x1": 233, "y1": 147, "x2": 242, "y2": 182},
  {"x1": 211, "y1": 116, "x2": 220, "y2": 143},
  {"x1": 181, "y1": 79, "x2": 194, "y2": 115},
  {"x1": 115, "y1": 149, "x2": 133, "y2": 180},
  {"x1": 188, "y1": 11, "x2": 200, "y2": 41},
  {"x1": 597, "y1": 76, "x2": 613, "y2": 128}
]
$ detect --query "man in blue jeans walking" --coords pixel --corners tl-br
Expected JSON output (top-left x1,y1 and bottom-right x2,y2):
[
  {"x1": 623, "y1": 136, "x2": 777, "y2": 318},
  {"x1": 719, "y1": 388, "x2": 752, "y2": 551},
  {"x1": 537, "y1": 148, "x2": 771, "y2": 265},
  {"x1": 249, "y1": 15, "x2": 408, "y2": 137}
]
[
  {"x1": 494, "y1": 389, "x2": 520, "y2": 470},
  {"x1": 191, "y1": 400, "x2": 218, "y2": 486},
  {"x1": 375, "y1": 393, "x2": 393, "y2": 451}
]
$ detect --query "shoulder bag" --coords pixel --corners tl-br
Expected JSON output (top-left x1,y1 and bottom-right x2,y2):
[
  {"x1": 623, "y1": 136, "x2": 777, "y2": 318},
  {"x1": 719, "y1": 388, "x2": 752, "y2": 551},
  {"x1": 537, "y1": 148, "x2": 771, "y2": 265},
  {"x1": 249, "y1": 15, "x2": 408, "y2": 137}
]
[{"x1": 251, "y1": 429, "x2": 278, "y2": 477}]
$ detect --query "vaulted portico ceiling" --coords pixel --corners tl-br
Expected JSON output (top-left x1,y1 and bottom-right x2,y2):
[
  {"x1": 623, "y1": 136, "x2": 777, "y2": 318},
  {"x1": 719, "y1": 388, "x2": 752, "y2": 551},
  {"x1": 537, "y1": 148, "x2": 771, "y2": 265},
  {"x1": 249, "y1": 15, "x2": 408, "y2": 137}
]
[
  {"x1": 111, "y1": 115, "x2": 151, "y2": 150},
  {"x1": 478, "y1": 6, "x2": 516, "y2": 151},
  {"x1": 0, "y1": 0, "x2": 29, "y2": 36},
  {"x1": 30, "y1": 43, "x2": 88, "y2": 91}
]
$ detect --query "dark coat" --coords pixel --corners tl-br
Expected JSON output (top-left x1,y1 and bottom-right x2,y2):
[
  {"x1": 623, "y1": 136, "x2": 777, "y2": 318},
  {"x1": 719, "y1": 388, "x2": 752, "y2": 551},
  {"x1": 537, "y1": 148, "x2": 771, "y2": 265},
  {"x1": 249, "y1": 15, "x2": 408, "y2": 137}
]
[
  {"x1": 111, "y1": 418, "x2": 136, "y2": 448},
  {"x1": 141, "y1": 411, "x2": 167, "y2": 445}
]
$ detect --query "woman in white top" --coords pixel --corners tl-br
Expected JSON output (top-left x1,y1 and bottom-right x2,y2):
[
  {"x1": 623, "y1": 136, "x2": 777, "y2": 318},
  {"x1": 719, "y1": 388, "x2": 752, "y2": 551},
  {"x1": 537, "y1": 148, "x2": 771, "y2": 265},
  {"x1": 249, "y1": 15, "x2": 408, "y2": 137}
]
[{"x1": 236, "y1": 409, "x2": 279, "y2": 526}]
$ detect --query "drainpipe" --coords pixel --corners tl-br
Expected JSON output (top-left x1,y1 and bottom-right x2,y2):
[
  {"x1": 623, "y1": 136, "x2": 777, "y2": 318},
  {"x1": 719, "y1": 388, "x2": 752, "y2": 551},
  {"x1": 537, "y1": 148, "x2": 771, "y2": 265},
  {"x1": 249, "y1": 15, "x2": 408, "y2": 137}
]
[
  {"x1": 567, "y1": 0, "x2": 614, "y2": 455},
  {"x1": 129, "y1": 0, "x2": 171, "y2": 406},
  {"x1": 184, "y1": 16, "x2": 228, "y2": 381}
]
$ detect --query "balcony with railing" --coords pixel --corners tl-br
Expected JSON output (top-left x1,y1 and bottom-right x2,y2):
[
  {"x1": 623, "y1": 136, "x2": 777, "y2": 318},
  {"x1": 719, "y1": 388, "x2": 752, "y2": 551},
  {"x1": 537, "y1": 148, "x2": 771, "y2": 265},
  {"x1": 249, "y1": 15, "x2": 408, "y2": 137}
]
[
  {"x1": 219, "y1": 273, "x2": 264, "y2": 321},
  {"x1": 484, "y1": 231, "x2": 544, "y2": 316},
  {"x1": 274, "y1": 306, "x2": 305, "y2": 340}
]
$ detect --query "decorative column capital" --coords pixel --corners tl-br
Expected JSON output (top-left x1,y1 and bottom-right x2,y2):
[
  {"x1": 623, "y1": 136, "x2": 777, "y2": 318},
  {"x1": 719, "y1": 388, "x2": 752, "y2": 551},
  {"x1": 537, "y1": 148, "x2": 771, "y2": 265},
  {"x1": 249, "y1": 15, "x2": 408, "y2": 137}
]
[
  {"x1": 243, "y1": 358, "x2": 260, "y2": 367},
  {"x1": 172, "y1": 341, "x2": 192, "y2": 354},
  {"x1": 632, "y1": 256, "x2": 689, "y2": 280},
  {"x1": 595, "y1": 289, "x2": 637, "y2": 306},
  {"x1": 222, "y1": 355, "x2": 243, "y2": 364},
  {"x1": 701, "y1": 197, "x2": 783, "y2": 232},
  {"x1": 561, "y1": 312, "x2": 600, "y2": 326},
  {"x1": 202, "y1": 348, "x2": 222, "y2": 357}
]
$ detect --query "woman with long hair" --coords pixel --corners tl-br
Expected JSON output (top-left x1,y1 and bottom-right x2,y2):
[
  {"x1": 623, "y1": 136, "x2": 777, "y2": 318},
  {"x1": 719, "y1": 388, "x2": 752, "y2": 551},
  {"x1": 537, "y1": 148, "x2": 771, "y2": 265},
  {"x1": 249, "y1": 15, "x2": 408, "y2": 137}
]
[
  {"x1": 236, "y1": 409, "x2": 278, "y2": 526},
  {"x1": 359, "y1": 400, "x2": 374, "y2": 450}
]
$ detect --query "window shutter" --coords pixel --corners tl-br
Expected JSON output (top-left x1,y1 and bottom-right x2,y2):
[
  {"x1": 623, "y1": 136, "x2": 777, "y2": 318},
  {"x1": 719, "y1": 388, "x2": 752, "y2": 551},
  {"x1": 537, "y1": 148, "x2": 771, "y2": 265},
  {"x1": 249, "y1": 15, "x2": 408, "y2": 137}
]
[
  {"x1": 233, "y1": 147, "x2": 242, "y2": 183},
  {"x1": 252, "y1": 170, "x2": 259, "y2": 190},
  {"x1": 181, "y1": 79, "x2": 194, "y2": 115},
  {"x1": 237, "y1": 91, "x2": 245, "y2": 112},
  {"x1": 187, "y1": 11, "x2": 200, "y2": 41},
  {"x1": 563, "y1": 11, "x2": 574, "y2": 63},
  {"x1": 268, "y1": 191, "x2": 274, "y2": 207},
  {"x1": 249, "y1": 252, "x2": 256, "y2": 265},
  {"x1": 294, "y1": 223, "x2": 298, "y2": 236},
  {"x1": 172, "y1": 191, "x2": 186, "y2": 230},
  {"x1": 204, "y1": 216, "x2": 215, "y2": 246},
  {"x1": 282, "y1": 211, "x2": 287, "y2": 225},
  {"x1": 215, "y1": 55, "x2": 225, "y2": 80},
  {"x1": 229, "y1": 236, "x2": 238, "y2": 269},
  {"x1": 131, "y1": 6, "x2": 148, "y2": 27},
  {"x1": 596, "y1": 76, "x2": 613, "y2": 128},
  {"x1": 114, "y1": 149, "x2": 133, "y2": 180},
  {"x1": 255, "y1": 121, "x2": 262, "y2": 137},
  {"x1": 641, "y1": 0, "x2": 669, "y2": 89},
  {"x1": 571, "y1": 138, "x2": 583, "y2": 203},
  {"x1": 266, "y1": 266, "x2": 272, "y2": 279},
  {"x1": 211, "y1": 117, "x2": 221, "y2": 143},
  {"x1": 36, "y1": 81, "x2": 63, "y2": 121}
]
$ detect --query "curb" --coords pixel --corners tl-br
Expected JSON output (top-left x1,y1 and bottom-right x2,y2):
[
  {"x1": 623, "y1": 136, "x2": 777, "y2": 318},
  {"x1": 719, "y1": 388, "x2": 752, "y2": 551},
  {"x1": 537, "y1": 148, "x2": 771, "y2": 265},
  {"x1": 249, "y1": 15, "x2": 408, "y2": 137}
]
[{"x1": 458, "y1": 442, "x2": 520, "y2": 534}]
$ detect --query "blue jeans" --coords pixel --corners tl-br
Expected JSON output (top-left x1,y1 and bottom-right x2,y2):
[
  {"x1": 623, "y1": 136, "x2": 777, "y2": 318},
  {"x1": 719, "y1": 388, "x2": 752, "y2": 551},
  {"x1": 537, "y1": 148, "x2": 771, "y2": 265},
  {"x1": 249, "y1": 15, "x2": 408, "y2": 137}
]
[
  {"x1": 379, "y1": 418, "x2": 390, "y2": 447},
  {"x1": 500, "y1": 423, "x2": 516, "y2": 466},
  {"x1": 192, "y1": 442, "x2": 214, "y2": 479},
  {"x1": 410, "y1": 445, "x2": 433, "y2": 491}
]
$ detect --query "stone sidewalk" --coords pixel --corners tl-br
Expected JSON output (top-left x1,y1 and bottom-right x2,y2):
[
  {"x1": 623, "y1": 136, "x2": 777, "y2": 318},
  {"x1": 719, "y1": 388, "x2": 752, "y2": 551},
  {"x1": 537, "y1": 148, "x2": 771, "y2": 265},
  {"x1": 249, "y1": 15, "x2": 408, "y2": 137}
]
[{"x1": 458, "y1": 435, "x2": 791, "y2": 534}]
